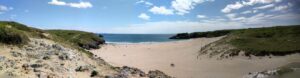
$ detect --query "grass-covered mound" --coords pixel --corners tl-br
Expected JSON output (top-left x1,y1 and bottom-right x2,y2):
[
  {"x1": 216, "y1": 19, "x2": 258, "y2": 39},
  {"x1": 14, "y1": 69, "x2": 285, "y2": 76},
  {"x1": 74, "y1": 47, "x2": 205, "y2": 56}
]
[
  {"x1": 229, "y1": 26, "x2": 300, "y2": 56},
  {"x1": 0, "y1": 21, "x2": 105, "y2": 50},
  {"x1": 47, "y1": 30, "x2": 105, "y2": 50},
  {"x1": 170, "y1": 30, "x2": 233, "y2": 39},
  {"x1": 0, "y1": 21, "x2": 45, "y2": 45},
  {"x1": 174, "y1": 25, "x2": 300, "y2": 57}
]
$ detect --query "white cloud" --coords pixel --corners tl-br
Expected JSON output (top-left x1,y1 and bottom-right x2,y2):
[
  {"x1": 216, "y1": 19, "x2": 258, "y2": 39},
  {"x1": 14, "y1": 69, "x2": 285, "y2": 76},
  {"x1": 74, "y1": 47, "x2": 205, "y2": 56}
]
[
  {"x1": 226, "y1": 13, "x2": 237, "y2": 19},
  {"x1": 241, "y1": 10, "x2": 252, "y2": 14},
  {"x1": 48, "y1": 0, "x2": 66, "y2": 5},
  {"x1": 136, "y1": 0, "x2": 153, "y2": 6},
  {"x1": 0, "y1": 5, "x2": 13, "y2": 14},
  {"x1": 222, "y1": 0, "x2": 282, "y2": 13},
  {"x1": 68, "y1": 2, "x2": 92, "y2": 8},
  {"x1": 254, "y1": 4, "x2": 275, "y2": 10},
  {"x1": 197, "y1": 15, "x2": 207, "y2": 18},
  {"x1": 138, "y1": 13, "x2": 150, "y2": 20},
  {"x1": 221, "y1": 2, "x2": 244, "y2": 13},
  {"x1": 171, "y1": 0, "x2": 214, "y2": 15},
  {"x1": 149, "y1": 6, "x2": 174, "y2": 15},
  {"x1": 272, "y1": 3, "x2": 293, "y2": 12},
  {"x1": 241, "y1": 10, "x2": 258, "y2": 14},
  {"x1": 48, "y1": 0, "x2": 92, "y2": 9},
  {"x1": 242, "y1": 0, "x2": 281, "y2": 6}
]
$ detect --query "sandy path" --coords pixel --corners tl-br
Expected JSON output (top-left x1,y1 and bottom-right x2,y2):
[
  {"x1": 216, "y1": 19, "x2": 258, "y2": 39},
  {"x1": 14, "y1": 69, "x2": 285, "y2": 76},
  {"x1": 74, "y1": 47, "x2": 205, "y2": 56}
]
[{"x1": 90, "y1": 37, "x2": 300, "y2": 78}]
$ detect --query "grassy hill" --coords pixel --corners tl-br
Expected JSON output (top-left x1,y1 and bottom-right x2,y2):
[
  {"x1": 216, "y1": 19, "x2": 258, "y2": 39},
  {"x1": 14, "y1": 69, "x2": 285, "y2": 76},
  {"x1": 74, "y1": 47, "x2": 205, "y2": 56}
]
[
  {"x1": 171, "y1": 25, "x2": 300, "y2": 57},
  {"x1": 0, "y1": 21, "x2": 45, "y2": 45},
  {"x1": 47, "y1": 30, "x2": 105, "y2": 50},
  {"x1": 0, "y1": 21, "x2": 105, "y2": 52}
]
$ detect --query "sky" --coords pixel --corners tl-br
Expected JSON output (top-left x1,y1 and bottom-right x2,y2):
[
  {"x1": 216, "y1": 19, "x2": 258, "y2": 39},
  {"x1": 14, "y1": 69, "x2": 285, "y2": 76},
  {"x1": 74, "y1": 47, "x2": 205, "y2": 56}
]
[{"x1": 0, "y1": 0, "x2": 300, "y2": 34}]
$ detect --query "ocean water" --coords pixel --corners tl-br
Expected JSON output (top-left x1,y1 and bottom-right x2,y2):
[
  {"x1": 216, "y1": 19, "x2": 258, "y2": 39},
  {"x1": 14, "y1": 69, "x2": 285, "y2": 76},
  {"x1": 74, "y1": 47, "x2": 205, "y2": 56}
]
[{"x1": 100, "y1": 34, "x2": 177, "y2": 44}]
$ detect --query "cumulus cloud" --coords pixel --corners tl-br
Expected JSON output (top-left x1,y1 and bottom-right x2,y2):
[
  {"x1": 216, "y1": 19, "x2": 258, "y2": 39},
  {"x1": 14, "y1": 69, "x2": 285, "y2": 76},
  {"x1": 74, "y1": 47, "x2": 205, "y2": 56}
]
[
  {"x1": 171, "y1": 0, "x2": 214, "y2": 15},
  {"x1": 138, "y1": 13, "x2": 150, "y2": 20},
  {"x1": 48, "y1": 0, "x2": 92, "y2": 9},
  {"x1": 48, "y1": 0, "x2": 66, "y2": 5},
  {"x1": 149, "y1": 6, "x2": 174, "y2": 15},
  {"x1": 221, "y1": 2, "x2": 244, "y2": 13},
  {"x1": 222, "y1": 0, "x2": 282, "y2": 13},
  {"x1": 0, "y1": 5, "x2": 13, "y2": 14}
]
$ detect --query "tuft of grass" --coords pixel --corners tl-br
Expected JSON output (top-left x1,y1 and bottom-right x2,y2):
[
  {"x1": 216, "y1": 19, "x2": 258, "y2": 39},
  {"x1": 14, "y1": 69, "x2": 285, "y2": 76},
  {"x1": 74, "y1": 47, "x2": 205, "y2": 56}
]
[{"x1": 0, "y1": 25, "x2": 29, "y2": 45}]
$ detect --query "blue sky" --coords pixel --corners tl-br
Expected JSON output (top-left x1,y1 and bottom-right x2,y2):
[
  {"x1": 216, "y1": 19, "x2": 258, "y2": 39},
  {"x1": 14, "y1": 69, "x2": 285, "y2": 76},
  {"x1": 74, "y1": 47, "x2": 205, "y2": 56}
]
[{"x1": 0, "y1": 0, "x2": 300, "y2": 34}]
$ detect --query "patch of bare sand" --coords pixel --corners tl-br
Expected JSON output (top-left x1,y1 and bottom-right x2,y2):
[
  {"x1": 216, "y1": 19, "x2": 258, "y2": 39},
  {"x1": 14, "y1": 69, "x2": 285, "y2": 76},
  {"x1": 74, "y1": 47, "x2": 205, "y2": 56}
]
[{"x1": 90, "y1": 37, "x2": 300, "y2": 78}]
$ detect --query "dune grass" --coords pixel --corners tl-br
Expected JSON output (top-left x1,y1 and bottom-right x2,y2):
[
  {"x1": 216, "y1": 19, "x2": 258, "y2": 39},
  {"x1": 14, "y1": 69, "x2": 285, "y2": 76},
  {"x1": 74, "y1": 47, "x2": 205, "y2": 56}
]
[
  {"x1": 47, "y1": 30, "x2": 105, "y2": 50},
  {"x1": 176, "y1": 25, "x2": 300, "y2": 56},
  {"x1": 228, "y1": 26, "x2": 300, "y2": 56},
  {"x1": 0, "y1": 21, "x2": 46, "y2": 45},
  {"x1": 0, "y1": 21, "x2": 104, "y2": 57}
]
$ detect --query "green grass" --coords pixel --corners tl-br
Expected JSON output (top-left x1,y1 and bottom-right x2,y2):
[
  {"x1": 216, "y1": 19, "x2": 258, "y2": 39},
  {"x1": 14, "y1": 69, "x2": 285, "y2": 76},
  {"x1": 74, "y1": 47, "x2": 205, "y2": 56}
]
[
  {"x1": 0, "y1": 21, "x2": 104, "y2": 57},
  {"x1": 47, "y1": 30, "x2": 105, "y2": 50},
  {"x1": 0, "y1": 21, "x2": 46, "y2": 45},
  {"x1": 188, "y1": 25, "x2": 300, "y2": 56},
  {"x1": 228, "y1": 26, "x2": 300, "y2": 56}
]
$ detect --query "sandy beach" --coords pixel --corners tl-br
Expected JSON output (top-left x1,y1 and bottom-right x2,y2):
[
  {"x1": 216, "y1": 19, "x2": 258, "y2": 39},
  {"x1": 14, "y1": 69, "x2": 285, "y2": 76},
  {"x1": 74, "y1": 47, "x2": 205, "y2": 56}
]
[{"x1": 90, "y1": 37, "x2": 300, "y2": 78}]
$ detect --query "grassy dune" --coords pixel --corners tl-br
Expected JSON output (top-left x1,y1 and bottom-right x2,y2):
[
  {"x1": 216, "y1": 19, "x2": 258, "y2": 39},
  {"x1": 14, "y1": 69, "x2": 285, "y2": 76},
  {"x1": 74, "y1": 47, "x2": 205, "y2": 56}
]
[
  {"x1": 0, "y1": 21, "x2": 105, "y2": 56},
  {"x1": 171, "y1": 25, "x2": 300, "y2": 56},
  {"x1": 47, "y1": 30, "x2": 105, "y2": 50}
]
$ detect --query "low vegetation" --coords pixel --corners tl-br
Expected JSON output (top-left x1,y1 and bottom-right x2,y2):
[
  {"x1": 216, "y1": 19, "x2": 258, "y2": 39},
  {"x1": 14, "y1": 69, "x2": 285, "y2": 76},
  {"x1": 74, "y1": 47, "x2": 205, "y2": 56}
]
[
  {"x1": 47, "y1": 30, "x2": 105, "y2": 50},
  {"x1": 0, "y1": 21, "x2": 45, "y2": 45},
  {"x1": 0, "y1": 21, "x2": 105, "y2": 57},
  {"x1": 169, "y1": 30, "x2": 233, "y2": 39},
  {"x1": 229, "y1": 26, "x2": 300, "y2": 56},
  {"x1": 171, "y1": 25, "x2": 300, "y2": 57}
]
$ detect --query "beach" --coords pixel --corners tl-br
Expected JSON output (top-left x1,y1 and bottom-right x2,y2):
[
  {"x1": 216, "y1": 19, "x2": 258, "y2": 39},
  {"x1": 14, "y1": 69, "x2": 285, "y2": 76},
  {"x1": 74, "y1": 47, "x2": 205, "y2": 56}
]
[{"x1": 90, "y1": 37, "x2": 300, "y2": 78}]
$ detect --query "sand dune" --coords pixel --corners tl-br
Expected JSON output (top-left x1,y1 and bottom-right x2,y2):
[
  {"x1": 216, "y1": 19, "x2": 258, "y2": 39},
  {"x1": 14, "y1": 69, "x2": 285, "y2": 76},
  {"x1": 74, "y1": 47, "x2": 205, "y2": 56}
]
[{"x1": 90, "y1": 37, "x2": 300, "y2": 78}]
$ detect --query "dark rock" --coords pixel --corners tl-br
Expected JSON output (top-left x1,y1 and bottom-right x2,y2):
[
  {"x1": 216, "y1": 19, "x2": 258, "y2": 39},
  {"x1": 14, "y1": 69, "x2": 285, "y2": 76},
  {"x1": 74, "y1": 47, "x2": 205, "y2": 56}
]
[
  {"x1": 75, "y1": 66, "x2": 90, "y2": 72},
  {"x1": 148, "y1": 70, "x2": 172, "y2": 78},
  {"x1": 58, "y1": 53, "x2": 69, "y2": 60},
  {"x1": 22, "y1": 64, "x2": 30, "y2": 70},
  {"x1": 90, "y1": 70, "x2": 99, "y2": 77},
  {"x1": 30, "y1": 64, "x2": 43, "y2": 68},
  {"x1": 169, "y1": 33, "x2": 190, "y2": 39},
  {"x1": 10, "y1": 51, "x2": 22, "y2": 57},
  {"x1": 52, "y1": 44, "x2": 64, "y2": 51},
  {"x1": 170, "y1": 63, "x2": 175, "y2": 67},
  {"x1": 43, "y1": 56, "x2": 50, "y2": 60}
]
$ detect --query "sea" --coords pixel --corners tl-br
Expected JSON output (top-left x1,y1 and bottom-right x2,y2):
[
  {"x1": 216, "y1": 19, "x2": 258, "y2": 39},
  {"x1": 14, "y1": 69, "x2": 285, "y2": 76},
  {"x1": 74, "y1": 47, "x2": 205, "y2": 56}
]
[{"x1": 100, "y1": 34, "x2": 177, "y2": 44}]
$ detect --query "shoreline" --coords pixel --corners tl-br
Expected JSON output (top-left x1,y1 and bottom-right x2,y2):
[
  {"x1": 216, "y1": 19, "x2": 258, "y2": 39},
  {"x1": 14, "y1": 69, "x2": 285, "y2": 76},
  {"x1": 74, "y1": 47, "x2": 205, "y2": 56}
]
[{"x1": 90, "y1": 37, "x2": 300, "y2": 78}]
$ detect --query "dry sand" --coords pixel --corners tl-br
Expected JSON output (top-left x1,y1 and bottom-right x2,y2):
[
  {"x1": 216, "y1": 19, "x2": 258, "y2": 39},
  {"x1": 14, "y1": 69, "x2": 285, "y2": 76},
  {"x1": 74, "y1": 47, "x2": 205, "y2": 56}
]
[{"x1": 90, "y1": 37, "x2": 300, "y2": 78}]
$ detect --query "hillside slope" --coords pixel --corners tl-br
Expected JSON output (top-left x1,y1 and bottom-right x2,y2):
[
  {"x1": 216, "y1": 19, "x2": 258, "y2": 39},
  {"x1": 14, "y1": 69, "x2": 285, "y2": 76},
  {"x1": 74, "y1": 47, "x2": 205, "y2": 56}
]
[
  {"x1": 171, "y1": 25, "x2": 300, "y2": 57},
  {"x1": 0, "y1": 21, "x2": 172, "y2": 78}
]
